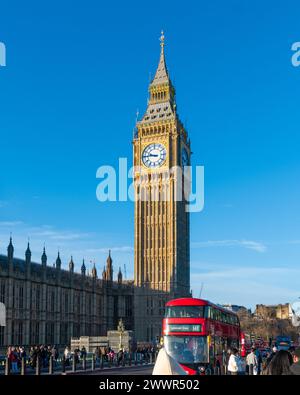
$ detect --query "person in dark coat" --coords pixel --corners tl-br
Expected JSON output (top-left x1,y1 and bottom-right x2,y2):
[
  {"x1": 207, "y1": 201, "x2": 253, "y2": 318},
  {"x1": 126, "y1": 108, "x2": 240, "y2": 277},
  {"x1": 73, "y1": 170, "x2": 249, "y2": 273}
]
[
  {"x1": 29, "y1": 346, "x2": 35, "y2": 368},
  {"x1": 263, "y1": 350, "x2": 293, "y2": 375},
  {"x1": 117, "y1": 349, "x2": 124, "y2": 366},
  {"x1": 289, "y1": 348, "x2": 300, "y2": 375},
  {"x1": 81, "y1": 346, "x2": 87, "y2": 359},
  {"x1": 30, "y1": 346, "x2": 38, "y2": 369},
  {"x1": 266, "y1": 346, "x2": 278, "y2": 365},
  {"x1": 255, "y1": 348, "x2": 263, "y2": 375}
]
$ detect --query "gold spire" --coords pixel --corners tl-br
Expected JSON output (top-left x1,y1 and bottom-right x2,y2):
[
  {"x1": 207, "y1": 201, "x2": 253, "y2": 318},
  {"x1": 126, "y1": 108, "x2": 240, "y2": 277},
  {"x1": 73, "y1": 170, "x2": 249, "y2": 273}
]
[
  {"x1": 138, "y1": 31, "x2": 176, "y2": 124},
  {"x1": 160, "y1": 30, "x2": 165, "y2": 52},
  {"x1": 151, "y1": 30, "x2": 169, "y2": 87}
]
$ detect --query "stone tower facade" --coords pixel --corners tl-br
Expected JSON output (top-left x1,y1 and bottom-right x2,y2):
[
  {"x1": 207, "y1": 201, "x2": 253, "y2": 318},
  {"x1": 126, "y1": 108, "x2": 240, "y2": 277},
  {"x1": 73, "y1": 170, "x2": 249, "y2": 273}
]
[{"x1": 133, "y1": 32, "x2": 191, "y2": 341}]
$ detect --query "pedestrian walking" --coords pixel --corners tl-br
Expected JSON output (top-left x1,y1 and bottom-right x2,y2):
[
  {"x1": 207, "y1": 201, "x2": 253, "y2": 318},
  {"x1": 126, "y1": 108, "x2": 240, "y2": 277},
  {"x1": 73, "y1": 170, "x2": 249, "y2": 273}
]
[
  {"x1": 51, "y1": 345, "x2": 58, "y2": 366},
  {"x1": 8, "y1": 346, "x2": 19, "y2": 373},
  {"x1": 30, "y1": 346, "x2": 38, "y2": 369},
  {"x1": 64, "y1": 346, "x2": 71, "y2": 366},
  {"x1": 227, "y1": 348, "x2": 239, "y2": 375},
  {"x1": 29, "y1": 346, "x2": 35, "y2": 368},
  {"x1": 19, "y1": 346, "x2": 26, "y2": 360},
  {"x1": 81, "y1": 346, "x2": 87, "y2": 360},
  {"x1": 246, "y1": 348, "x2": 258, "y2": 375},
  {"x1": 237, "y1": 351, "x2": 246, "y2": 375},
  {"x1": 108, "y1": 348, "x2": 115, "y2": 364},
  {"x1": 95, "y1": 347, "x2": 101, "y2": 364},
  {"x1": 255, "y1": 348, "x2": 262, "y2": 375},
  {"x1": 117, "y1": 348, "x2": 123, "y2": 366}
]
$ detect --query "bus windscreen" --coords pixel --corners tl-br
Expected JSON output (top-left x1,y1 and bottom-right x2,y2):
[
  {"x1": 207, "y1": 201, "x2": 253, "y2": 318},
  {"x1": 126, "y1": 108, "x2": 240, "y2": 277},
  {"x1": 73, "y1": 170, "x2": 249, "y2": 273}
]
[
  {"x1": 164, "y1": 335, "x2": 209, "y2": 364},
  {"x1": 165, "y1": 305, "x2": 205, "y2": 318}
]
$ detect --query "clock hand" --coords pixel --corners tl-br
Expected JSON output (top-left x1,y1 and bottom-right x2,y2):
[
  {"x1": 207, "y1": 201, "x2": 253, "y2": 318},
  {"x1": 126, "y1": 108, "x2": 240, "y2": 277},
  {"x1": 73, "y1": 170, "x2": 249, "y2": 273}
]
[{"x1": 149, "y1": 154, "x2": 159, "y2": 157}]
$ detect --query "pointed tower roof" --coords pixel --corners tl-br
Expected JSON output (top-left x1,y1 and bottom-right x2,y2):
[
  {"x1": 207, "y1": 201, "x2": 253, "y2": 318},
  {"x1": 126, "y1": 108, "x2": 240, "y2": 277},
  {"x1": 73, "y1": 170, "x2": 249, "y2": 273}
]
[
  {"x1": 117, "y1": 266, "x2": 123, "y2": 284},
  {"x1": 151, "y1": 30, "x2": 169, "y2": 86},
  {"x1": 106, "y1": 250, "x2": 112, "y2": 266},
  {"x1": 81, "y1": 259, "x2": 86, "y2": 275},
  {"x1": 56, "y1": 251, "x2": 61, "y2": 268},
  {"x1": 25, "y1": 241, "x2": 31, "y2": 263},
  {"x1": 8, "y1": 235, "x2": 13, "y2": 249},
  {"x1": 106, "y1": 250, "x2": 113, "y2": 281},
  {"x1": 7, "y1": 235, "x2": 14, "y2": 260},
  {"x1": 41, "y1": 246, "x2": 47, "y2": 265},
  {"x1": 69, "y1": 256, "x2": 74, "y2": 272},
  {"x1": 25, "y1": 241, "x2": 31, "y2": 255},
  {"x1": 92, "y1": 262, "x2": 97, "y2": 278},
  {"x1": 102, "y1": 265, "x2": 106, "y2": 280},
  {"x1": 139, "y1": 31, "x2": 176, "y2": 126}
]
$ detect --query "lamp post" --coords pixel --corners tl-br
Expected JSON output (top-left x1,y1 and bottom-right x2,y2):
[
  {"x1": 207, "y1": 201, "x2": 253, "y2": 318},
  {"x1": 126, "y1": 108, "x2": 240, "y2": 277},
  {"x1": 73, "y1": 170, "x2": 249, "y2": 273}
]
[{"x1": 117, "y1": 318, "x2": 125, "y2": 351}]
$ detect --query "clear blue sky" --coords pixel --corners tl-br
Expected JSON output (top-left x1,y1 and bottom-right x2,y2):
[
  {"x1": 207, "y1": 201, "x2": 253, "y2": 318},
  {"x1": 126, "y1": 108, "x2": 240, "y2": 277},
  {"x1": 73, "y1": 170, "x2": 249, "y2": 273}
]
[{"x1": 0, "y1": 0, "x2": 300, "y2": 309}]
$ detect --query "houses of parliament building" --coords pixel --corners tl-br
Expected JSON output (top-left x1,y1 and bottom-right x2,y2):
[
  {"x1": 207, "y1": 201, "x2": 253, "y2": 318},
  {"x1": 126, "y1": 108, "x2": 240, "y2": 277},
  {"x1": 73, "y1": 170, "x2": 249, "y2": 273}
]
[{"x1": 0, "y1": 31, "x2": 191, "y2": 348}]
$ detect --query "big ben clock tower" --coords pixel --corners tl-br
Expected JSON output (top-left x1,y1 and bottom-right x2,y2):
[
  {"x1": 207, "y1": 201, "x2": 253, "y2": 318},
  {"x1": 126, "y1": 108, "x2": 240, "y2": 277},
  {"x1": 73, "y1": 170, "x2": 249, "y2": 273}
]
[{"x1": 133, "y1": 32, "x2": 191, "y2": 341}]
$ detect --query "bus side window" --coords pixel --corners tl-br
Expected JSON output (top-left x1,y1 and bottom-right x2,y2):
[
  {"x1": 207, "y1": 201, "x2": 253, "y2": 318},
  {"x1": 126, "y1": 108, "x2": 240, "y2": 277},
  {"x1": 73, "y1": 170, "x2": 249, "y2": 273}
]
[
  {"x1": 205, "y1": 306, "x2": 211, "y2": 319},
  {"x1": 212, "y1": 308, "x2": 216, "y2": 320}
]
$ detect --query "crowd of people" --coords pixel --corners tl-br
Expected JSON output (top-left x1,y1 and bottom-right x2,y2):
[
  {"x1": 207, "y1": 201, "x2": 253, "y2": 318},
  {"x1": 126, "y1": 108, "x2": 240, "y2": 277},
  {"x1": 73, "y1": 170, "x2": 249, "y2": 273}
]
[
  {"x1": 92, "y1": 345, "x2": 156, "y2": 365},
  {"x1": 5, "y1": 344, "x2": 156, "y2": 373},
  {"x1": 227, "y1": 345, "x2": 300, "y2": 375},
  {"x1": 6, "y1": 345, "x2": 59, "y2": 372}
]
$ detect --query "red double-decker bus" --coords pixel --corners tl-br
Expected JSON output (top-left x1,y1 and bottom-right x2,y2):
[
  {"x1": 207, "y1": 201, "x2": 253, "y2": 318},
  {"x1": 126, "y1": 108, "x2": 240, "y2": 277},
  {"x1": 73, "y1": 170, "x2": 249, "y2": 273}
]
[{"x1": 162, "y1": 298, "x2": 241, "y2": 375}]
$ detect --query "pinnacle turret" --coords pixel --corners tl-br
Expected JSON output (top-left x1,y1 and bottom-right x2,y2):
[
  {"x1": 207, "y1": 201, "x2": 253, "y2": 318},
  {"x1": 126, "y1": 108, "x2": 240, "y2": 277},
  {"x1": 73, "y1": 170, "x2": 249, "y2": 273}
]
[
  {"x1": 69, "y1": 256, "x2": 74, "y2": 272},
  {"x1": 41, "y1": 246, "x2": 47, "y2": 266},
  {"x1": 56, "y1": 251, "x2": 61, "y2": 269},
  {"x1": 92, "y1": 262, "x2": 97, "y2": 278},
  {"x1": 81, "y1": 259, "x2": 86, "y2": 275},
  {"x1": 7, "y1": 236, "x2": 14, "y2": 262},
  {"x1": 106, "y1": 250, "x2": 113, "y2": 281}
]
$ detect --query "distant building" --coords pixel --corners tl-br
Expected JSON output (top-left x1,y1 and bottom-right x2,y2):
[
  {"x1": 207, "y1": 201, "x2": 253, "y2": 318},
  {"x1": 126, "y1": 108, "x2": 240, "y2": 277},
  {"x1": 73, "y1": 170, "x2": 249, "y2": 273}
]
[
  {"x1": 222, "y1": 304, "x2": 251, "y2": 315},
  {"x1": 255, "y1": 304, "x2": 293, "y2": 320}
]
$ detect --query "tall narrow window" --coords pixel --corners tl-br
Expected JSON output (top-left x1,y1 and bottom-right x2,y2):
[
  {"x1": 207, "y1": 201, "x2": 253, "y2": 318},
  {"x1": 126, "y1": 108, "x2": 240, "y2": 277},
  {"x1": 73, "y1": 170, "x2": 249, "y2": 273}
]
[
  {"x1": 0, "y1": 326, "x2": 4, "y2": 346},
  {"x1": 11, "y1": 321, "x2": 15, "y2": 344},
  {"x1": 88, "y1": 295, "x2": 92, "y2": 316},
  {"x1": 36, "y1": 287, "x2": 40, "y2": 311},
  {"x1": 35, "y1": 322, "x2": 39, "y2": 344},
  {"x1": 18, "y1": 322, "x2": 23, "y2": 345},
  {"x1": 12, "y1": 285, "x2": 15, "y2": 308},
  {"x1": 50, "y1": 291, "x2": 55, "y2": 312},
  {"x1": 0, "y1": 282, "x2": 5, "y2": 303},
  {"x1": 19, "y1": 286, "x2": 24, "y2": 309},
  {"x1": 65, "y1": 293, "x2": 69, "y2": 313}
]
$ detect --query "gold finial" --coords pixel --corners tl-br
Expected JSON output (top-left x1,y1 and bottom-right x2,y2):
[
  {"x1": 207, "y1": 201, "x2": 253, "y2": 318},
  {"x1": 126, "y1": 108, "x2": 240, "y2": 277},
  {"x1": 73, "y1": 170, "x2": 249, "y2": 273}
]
[{"x1": 160, "y1": 30, "x2": 165, "y2": 49}]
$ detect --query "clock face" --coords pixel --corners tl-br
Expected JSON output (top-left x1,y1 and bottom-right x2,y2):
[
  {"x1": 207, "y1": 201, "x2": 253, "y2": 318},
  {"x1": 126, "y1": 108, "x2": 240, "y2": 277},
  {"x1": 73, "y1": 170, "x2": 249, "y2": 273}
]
[
  {"x1": 181, "y1": 147, "x2": 189, "y2": 167},
  {"x1": 142, "y1": 143, "x2": 167, "y2": 168}
]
